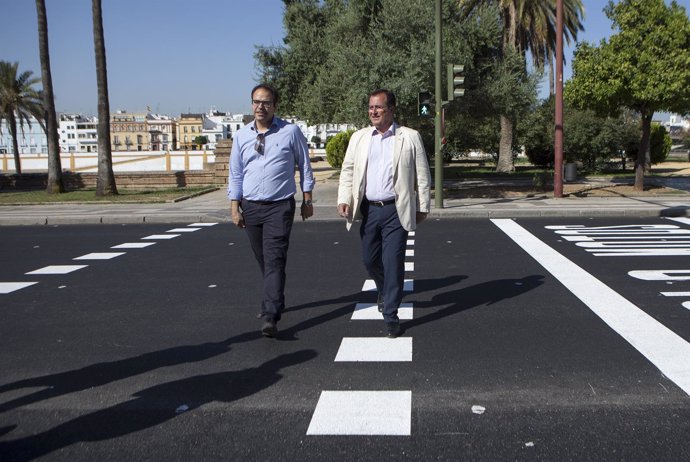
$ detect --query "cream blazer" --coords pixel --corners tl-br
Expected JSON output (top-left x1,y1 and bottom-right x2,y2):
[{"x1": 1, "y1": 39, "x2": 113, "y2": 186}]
[{"x1": 337, "y1": 125, "x2": 431, "y2": 232}]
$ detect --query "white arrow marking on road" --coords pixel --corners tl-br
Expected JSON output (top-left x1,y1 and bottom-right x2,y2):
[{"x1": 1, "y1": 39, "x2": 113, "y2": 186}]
[
  {"x1": 629, "y1": 270, "x2": 690, "y2": 281},
  {"x1": 493, "y1": 218, "x2": 690, "y2": 396}
]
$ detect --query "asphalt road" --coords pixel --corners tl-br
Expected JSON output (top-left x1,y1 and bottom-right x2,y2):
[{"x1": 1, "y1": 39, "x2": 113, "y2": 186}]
[{"x1": 1, "y1": 218, "x2": 689, "y2": 461}]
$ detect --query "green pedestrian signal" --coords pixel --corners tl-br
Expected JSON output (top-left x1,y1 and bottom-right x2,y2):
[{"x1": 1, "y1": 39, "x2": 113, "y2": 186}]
[
  {"x1": 418, "y1": 91, "x2": 432, "y2": 117},
  {"x1": 447, "y1": 64, "x2": 465, "y2": 100}
]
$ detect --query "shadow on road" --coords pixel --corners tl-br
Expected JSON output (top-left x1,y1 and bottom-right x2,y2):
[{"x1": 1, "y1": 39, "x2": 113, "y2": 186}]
[{"x1": 0, "y1": 350, "x2": 317, "y2": 461}]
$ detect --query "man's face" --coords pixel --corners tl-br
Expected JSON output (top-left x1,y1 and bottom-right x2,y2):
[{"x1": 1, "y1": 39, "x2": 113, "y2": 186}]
[
  {"x1": 368, "y1": 93, "x2": 394, "y2": 132},
  {"x1": 252, "y1": 88, "x2": 276, "y2": 125}
]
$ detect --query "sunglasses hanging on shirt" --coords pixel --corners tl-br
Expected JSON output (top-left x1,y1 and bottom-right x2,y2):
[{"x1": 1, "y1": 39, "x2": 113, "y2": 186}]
[{"x1": 255, "y1": 133, "x2": 265, "y2": 155}]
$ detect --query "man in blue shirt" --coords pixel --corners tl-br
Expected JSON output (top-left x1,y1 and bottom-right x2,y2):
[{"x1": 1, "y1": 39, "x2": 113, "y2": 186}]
[{"x1": 228, "y1": 83, "x2": 315, "y2": 338}]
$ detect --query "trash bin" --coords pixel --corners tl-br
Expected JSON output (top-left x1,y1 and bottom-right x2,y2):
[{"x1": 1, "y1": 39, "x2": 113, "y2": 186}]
[{"x1": 564, "y1": 162, "x2": 577, "y2": 182}]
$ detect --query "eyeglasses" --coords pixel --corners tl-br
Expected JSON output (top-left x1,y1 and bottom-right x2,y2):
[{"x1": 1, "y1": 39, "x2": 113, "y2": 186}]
[
  {"x1": 252, "y1": 99, "x2": 274, "y2": 108},
  {"x1": 368, "y1": 105, "x2": 388, "y2": 111},
  {"x1": 255, "y1": 133, "x2": 265, "y2": 154}
]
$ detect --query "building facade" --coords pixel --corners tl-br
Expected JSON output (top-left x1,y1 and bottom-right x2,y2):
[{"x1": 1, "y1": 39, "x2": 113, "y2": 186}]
[
  {"x1": 0, "y1": 116, "x2": 48, "y2": 155},
  {"x1": 111, "y1": 111, "x2": 149, "y2": 152},
  {"x1": 146, "y1": 114, "x2": 176, "y2": 151},
  {"x1": 176, "y1": 113, "x2": 204, "y2": 150}
]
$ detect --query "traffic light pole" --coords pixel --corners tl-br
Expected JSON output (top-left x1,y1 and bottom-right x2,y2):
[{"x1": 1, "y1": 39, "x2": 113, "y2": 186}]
[{"x1": 434, "y1": 0, "x2": 443, "y2": 209}]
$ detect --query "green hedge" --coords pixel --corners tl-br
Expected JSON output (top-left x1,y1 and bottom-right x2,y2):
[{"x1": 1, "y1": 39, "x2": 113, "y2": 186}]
[{"x1": 325, "y1": 129, "x2": 355, "y2": 169}]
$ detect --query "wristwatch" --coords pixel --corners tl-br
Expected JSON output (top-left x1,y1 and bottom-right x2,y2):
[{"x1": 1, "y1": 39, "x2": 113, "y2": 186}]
[{"x1": 303, "y1": 200, "x2": 313, "y2": 206}]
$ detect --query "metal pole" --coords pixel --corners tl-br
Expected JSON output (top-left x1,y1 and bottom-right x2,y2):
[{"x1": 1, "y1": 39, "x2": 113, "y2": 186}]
[
  {"x1": 434, "y1": 0, "x2": 443, "y2": 208},
  {"x1": 554, "y1": 0, "x2": 564, "y2": 197}
]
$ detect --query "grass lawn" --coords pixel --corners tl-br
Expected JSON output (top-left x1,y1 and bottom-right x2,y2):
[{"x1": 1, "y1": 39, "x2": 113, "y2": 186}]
[{"x1": 0, "y1": 186, "x2": 217, "y2": 205}]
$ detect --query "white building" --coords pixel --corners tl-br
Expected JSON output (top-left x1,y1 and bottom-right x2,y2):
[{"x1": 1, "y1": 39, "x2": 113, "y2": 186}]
[
  {"x1": 59, "y1": 114, "x2": 98, "y2": 153},
  {"x1": 283, "y1": 118, "x2": 355, "y2": 148},
  {"x1": 0, "y1": 116, "x2": 48, "y2": 155},
  {"x1": 146, "y1": 113, "x2": 175, "y2": 151},
  {"x1": 202, "y1": 110, "x2": 245, "y2": 149}
]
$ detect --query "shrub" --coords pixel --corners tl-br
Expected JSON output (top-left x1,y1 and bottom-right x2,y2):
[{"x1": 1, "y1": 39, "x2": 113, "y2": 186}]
[{"x1": 326, "y1": 129, "x2": 355, "y2": 169}]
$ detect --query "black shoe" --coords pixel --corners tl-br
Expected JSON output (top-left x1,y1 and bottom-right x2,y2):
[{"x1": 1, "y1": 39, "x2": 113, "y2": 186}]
[
  {"x1": 386, "y1": 322, "x2": 402, "y2": 338},
  {"x1": 377, "y1": 293, "x2": 384, "y2": 313},
  {"x1": 261, "y1": 320, "x2": 278, "y2": 338}
]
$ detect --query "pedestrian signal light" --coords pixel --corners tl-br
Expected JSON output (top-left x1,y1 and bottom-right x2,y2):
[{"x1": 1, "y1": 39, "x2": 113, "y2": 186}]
[
  {"x1": 447, "y1": 64, "x2": 465, "y2": 100},
  {"x1": 418, "y1": 91, "x2": 432, "y2": 117}
]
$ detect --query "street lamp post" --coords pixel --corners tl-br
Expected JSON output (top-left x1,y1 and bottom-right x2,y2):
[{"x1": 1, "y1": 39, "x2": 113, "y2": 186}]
[{"x1": 554, "y1": 0, "x2": 564, "y2": 197}]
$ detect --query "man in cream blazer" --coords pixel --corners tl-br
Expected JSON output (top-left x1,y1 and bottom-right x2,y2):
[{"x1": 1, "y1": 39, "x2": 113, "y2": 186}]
[{"x1": 337, "y1": 89, "x2": 431, "y2": 338}]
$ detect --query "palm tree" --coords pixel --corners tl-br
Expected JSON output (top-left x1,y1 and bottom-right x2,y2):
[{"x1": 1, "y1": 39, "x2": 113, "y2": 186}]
[
  {"x1": 36, "y1": 0, "x2": 64, "y2": 193},
  {"x1": 0, "y1": 61, "x2": 44, "y2": 175},
  {"x1": 92, "y1": 0, "x2": 117, "y2": 196},
  {"x1": 459, "y1": 0, "x2": 584, "y2": 172}
]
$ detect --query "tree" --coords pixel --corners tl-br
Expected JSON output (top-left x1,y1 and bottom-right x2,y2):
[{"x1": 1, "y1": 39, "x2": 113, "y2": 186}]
[
  {"x1": 325, "y1": 129, "x2": 354, "y2": 169},
  {"x1": 193, "y1": 135, "x2": 209, "y2": 148},
  {"x1": 458, "y1": 0, "x2": 584, "y2": 172},
  {"x1": 36, "y1": 0, "x2": 64, "y2": 193},
  {"x1": 566, "y1": 0, "x2": 690, "y2": 190},
  {"x1": 92, "y1": 0, "x2": 117, "y2": 196},
  {"x1": 0, "y1": 61, "x2": 44, "y2": 175}
]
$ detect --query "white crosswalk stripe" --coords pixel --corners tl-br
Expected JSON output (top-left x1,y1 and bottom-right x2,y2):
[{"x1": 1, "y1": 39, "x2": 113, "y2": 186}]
[
  {"x1": 334, "y1": 337, "x2": 412, "y2": 362},
  {"x1": 307, "y1": 391, "x2": 412, "y2": 435}
]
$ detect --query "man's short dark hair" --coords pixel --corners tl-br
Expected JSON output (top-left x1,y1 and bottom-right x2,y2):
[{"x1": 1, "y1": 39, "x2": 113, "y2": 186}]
[
  {"x1": 251, "y1": 83, "x2": 279, "y2": 105},
  {"x1": 369, "y1": 89, "x2": 396, "y2": 108}
]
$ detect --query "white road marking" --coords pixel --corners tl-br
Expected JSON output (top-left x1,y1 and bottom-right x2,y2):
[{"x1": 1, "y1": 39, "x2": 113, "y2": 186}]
[
  {"x1": 667, "y1": 217, "x2": 690, "y2": 226},
  {"x1": 406, "y1": 240, "x2": 414, "y2": 246},
  {"x1": 111, "y1": 242, "x2": 156, "y2": 249},
  {"x1": 683, "y1": 302, "x2": 690, "y2": 310},
  {"x1": 660, "y1": 292, "x2": 690, "y2": 297},
  {"x1": 306, "y1": 391, "x2": 411, "y2": 435},
  {"x1": 406, "y1": 249, "x2": 414, "y2": 257},
  {"x1": 0, "y1": 282, "x2": 38, "y2": 294},
  {"x1": 142, "y1": 234, "x2": 179, "y2": 240},
  {"x1": 629, "y1": 270, "x2": 690, "y2": 281},
  {"x1": 352, "y1": 303, "x2": 413, "y2": 320},
  {"x1": 362, "y1": 279, "x2": 413, "y2": 292},
  {"x1": 167, "y1": 228, "x2": 201, "y2": 232},
  {"x1": 334, "y1": 337, "x2": 412, "y2": 362},
  {"x1": 26, "y1": 265, "x2": 88, "y2": 275},
  {"x1": 74, "y1": 252, "x2": 125, "y2": 260},
  {"x1": 493, "y1": 218, "x2": 690, "y2": 396},
  {"x1": 408, "y1": 232, "x2": 415, "y2": 236},
  {"x1": 405, "y1": 262, "x2": 414, "y2": 272}
]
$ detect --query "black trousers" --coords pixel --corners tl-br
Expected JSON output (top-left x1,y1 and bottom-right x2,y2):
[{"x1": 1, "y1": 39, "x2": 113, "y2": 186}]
[
  {"x1": 359, "y1": 201, "x2": 408, "y2": 324},
  {"x1": 241, "y1": 197, "x2": 295, "y2": 322}
]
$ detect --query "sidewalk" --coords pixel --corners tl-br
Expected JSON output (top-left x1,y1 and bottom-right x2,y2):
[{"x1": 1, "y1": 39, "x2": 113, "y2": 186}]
[{"x1": 1, "y1": 167, "x2": 689, "y2": 225}]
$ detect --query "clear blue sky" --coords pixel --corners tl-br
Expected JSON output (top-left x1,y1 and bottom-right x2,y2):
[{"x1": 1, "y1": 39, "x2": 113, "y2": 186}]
[{"x1": 1, "y1": 0, "x2": 688, "y2": 117}]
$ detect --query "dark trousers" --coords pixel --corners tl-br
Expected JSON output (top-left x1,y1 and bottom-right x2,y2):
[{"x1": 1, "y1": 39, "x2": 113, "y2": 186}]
[
  {"x1": 241, "y1": 197, "x2": 295, "y2": 322},
  {"x1": 359, "y1": 202, "x2": 408, "y2": 324}
]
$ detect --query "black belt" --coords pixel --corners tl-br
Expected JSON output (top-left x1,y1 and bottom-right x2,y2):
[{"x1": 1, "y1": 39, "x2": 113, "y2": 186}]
[
  {"x1": 244, "y1": 198, "x2": 293, "y2": 205},
  {"x1": 365, "y1": 199, "x2": 395, "y2": 207}
]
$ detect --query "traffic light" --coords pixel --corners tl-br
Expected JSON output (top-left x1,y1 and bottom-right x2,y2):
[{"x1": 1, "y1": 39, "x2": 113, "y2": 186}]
[
  {"x1": 418, "y1": 91, "x2": 432, "y2": 117},
  {"x1": 447, "y1": 64, "x2": 465, "y2": 100}
]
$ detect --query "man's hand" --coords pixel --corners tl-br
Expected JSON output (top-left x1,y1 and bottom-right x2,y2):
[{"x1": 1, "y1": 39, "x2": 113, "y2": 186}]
[
  {"x1": 337, "y1": 203, "x2": 350, "y2": 219},
  {"x1": 416, "y1": 212, "x2": 428, "y2": 224},
  {"x1": 300, "y1": 202, "x2": 314, "y2": 221},
  {"x1": 231, "y1": 200, "x2": 245, "y2": 228}
]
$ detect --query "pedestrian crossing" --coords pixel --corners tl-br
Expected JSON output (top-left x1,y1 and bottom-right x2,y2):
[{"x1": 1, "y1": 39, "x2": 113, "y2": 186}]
[
  {"x1": 307, "y1": 231, "x2": 416, "y2": 436},
  {"x1": 0, "y1": 222, "x2": 218, "y2": 294}
]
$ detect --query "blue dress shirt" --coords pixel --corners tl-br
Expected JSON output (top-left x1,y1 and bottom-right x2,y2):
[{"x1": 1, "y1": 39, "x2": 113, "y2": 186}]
[{"x1": 227, "y1": 116, "x2": 314, "y2": 202}]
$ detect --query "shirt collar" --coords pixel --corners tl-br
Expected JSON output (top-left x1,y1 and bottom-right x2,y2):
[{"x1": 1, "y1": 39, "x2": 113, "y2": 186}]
[
  {"x1": 371, "y1": 122, "x2": 397, "y2": 138},
  {"x1": 251, "y1": 116, "x2": 279, "y2": 133}
]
